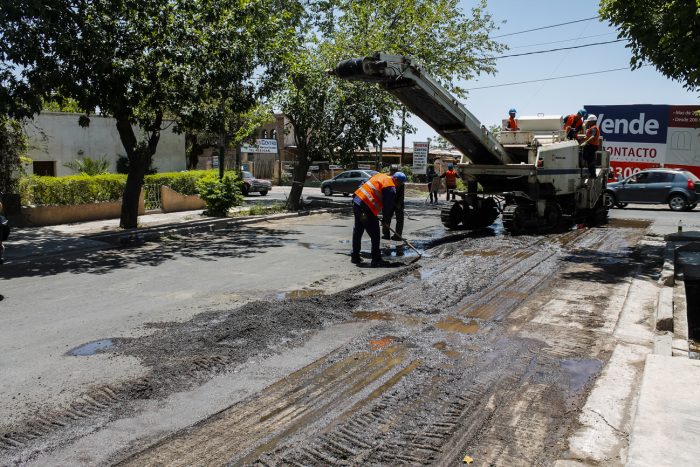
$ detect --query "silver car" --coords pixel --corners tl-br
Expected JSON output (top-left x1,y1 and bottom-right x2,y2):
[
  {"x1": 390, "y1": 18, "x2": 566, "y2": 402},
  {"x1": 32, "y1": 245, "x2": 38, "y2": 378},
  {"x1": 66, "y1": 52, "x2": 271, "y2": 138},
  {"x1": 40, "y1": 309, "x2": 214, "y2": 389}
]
[
  {"x1": 604, "y1": 169, "x2": 699, "y2": 211},
  {"x1": 320, "y1": 170, "x2": 378, "y2": 197}
]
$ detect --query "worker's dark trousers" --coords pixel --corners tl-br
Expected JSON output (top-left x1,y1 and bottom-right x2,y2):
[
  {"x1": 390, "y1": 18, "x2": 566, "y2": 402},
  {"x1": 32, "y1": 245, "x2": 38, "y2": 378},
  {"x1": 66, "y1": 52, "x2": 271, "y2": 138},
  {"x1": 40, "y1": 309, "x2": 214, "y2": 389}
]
[
  {"x1": 353, "y1": 201, "x2": 381, "y2": 260},
  {"x1": 382, "y1": 207, "x2": 404, "y2": 237},
  {"x1": 583, "y1": 145, "x2": 598, "y2": 178},
  {"x1": 446, "y1": 186, "x2": 456, "y2": 200}
]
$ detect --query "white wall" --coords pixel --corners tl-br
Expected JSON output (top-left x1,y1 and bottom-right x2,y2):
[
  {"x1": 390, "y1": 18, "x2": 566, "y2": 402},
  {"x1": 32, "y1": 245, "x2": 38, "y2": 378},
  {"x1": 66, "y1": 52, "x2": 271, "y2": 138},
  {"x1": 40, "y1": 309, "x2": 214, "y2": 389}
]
[{"x1": 23, "y1": 112, "x2": 186, "y2": 176}]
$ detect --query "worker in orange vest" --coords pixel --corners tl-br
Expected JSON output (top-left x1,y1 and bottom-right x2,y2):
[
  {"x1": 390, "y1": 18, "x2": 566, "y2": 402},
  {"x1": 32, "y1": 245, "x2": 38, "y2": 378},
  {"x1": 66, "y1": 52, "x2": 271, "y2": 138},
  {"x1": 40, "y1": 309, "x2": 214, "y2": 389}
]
[
  {"x1": 440, "y1": 164, "x2": 458, "y2": 201},
  {"x1": 352, "y1": 171, "x2": 407, "y2": 267},
  {"x1": 563, "y1": 109, "x2": 586, "y2": 140},
  {"x1": 506, "y1": 108, "x2": 519, "y2": 131},
  {"x1": 579, "y1": 114, "x2": 600, "y2": 178}
]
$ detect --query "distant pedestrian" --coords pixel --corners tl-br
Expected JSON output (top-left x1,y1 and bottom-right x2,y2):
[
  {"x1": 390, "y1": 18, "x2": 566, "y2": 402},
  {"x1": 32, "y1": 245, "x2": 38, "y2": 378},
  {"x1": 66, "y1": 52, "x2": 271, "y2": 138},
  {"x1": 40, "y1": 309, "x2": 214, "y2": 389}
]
[
  {"x1": 427, "y1": 166, "x2": 439, "y2": 204},
  {"x1": 0, "y1": 201, "x2": 8, "y2": 265},
  {"x1": 382, "y1": 165, "x2": 405, "y2": 240},
  {"x1": 441, "y1": 164, "x2": 458, "y2": 201}
]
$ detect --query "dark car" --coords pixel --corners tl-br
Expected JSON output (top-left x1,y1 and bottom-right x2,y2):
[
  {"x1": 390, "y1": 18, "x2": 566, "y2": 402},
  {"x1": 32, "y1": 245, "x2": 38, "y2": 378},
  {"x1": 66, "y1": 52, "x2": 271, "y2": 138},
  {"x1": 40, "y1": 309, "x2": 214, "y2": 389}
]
[
  {"x1": 321, "y1": 170, "x2": 378, "y2": 196},
  {"x1": 241, "y1": 171, "x2": 272, "y2": 196},
  {"x1": 604, "y1": 169, "x2": 699, "y2": 211}
]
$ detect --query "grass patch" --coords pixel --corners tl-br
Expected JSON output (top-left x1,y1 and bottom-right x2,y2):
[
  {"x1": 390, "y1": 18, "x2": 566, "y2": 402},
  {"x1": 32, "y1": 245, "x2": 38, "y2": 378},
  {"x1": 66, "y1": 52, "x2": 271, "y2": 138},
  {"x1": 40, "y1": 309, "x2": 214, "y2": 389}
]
[{"x1": 233, "y1": 203, "x2": 287, "y2": 217}]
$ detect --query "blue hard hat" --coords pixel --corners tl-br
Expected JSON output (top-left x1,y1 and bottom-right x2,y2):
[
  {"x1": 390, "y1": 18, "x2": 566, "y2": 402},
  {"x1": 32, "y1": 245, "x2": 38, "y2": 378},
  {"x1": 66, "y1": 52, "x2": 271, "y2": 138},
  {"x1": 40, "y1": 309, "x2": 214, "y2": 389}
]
[
  {"x1": 577, "y1": 108, "x2": 588, "y2": 116},
  {"x1": 509, "y1": 108, "x2": 517, "y2": 114},
  {"x1": 392, "y1": 171, "x2": 407, "y2": 184}
]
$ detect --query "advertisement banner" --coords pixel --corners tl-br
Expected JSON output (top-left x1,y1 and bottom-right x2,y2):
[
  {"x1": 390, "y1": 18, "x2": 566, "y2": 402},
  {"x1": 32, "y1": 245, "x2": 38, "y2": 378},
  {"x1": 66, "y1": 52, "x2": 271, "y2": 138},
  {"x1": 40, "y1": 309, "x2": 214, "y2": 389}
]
[
  {"x1": 413, "y1": 142, "x2": 429, "y2": 175},
  {"x1": 666, "y1": 105, "x2": 700, "y2": 176},
  {"x1": 241, "y1": 138, "x2": 278, "y2": 154}
]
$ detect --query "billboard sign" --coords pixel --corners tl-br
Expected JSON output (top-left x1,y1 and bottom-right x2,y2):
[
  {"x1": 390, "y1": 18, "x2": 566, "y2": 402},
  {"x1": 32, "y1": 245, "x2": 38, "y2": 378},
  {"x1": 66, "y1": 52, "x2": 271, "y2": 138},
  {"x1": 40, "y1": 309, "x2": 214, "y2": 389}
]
[
  {"x1": 241, "y1": 138, "x2": 278, "y2": 154},
  {"x1": 413, "y1": 142, "x2": 429, "y2": 175},
  {"x1": 585, "y1": 104, "x2": 700, "y2": 179}
]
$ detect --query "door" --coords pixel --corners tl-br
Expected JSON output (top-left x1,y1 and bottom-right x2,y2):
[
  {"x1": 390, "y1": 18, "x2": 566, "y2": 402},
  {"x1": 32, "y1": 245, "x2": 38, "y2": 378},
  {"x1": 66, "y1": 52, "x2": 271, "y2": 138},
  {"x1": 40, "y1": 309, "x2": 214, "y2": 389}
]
[
  {"x1": 333, "y1": 172, "x2": 350, "y2": 192},
  {"x1": 617, "y1": 171, "x2": 653, "y2": 203},
  {"x1": 644, "y1": 172, "x2": 675, "y2": 203},
  {"x1": 346, "y1": 171, "x2": 365, "y2": 193}
]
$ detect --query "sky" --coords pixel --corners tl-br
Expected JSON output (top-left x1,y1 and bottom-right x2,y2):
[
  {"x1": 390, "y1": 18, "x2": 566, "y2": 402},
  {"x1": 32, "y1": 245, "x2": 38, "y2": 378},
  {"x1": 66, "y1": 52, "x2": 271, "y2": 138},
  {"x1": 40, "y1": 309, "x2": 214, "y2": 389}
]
[{"x1": 384, "y1": 0, "x2": 699, "y2": 147}]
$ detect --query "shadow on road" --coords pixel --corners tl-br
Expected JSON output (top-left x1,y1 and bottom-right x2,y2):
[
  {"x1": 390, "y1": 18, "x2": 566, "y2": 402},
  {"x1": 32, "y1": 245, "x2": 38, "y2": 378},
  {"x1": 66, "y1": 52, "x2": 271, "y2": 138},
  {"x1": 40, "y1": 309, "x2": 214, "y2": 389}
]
[{"x1": 1, "y1": 226, "x2": 301, "y2": 279}]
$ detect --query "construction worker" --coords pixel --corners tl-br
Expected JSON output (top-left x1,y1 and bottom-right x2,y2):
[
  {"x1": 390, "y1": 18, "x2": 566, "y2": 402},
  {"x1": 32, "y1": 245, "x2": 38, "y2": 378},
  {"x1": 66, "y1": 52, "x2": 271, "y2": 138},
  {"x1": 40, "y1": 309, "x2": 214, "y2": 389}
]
[
  {"x1": 440, "y1": 163, "x2": 458, "y2": 201},
  {"x1": 351, "y1": 171, "x2": 407, "y2": 267},
  {"x1": 563, "y1": 109, "x2": 587, "y2": 140},
  {"x1": 506, "y1": 108, "x2": 519, "y2": 131},
  {"x1": 579, "y1": 114, "x2": 600, "y2": 178},
  {"x1": 382, "y1": 165, "x2": 405, "y2": 240}
]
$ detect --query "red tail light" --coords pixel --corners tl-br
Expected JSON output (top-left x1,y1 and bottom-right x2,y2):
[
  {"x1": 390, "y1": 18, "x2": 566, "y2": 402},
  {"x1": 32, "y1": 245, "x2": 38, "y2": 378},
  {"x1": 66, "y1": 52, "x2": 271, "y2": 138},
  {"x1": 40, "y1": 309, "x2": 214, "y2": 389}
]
[
  {"x1": 689, "y1": 179, "x2": 695, "y2": 190},
  {"x1": 536, "y1": 158, "x2": 543, "y2": 168}
]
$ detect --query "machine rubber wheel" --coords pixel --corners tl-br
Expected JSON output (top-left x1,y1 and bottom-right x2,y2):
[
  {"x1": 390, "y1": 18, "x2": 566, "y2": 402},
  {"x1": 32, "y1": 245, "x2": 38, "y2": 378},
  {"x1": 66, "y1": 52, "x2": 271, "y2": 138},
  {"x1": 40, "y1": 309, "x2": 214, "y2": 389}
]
[
  {"x1": 440, "y1": 202, "x2": 464, "y2": 229},
  {"x1": 502, "y1": 205, "x2": 527, "y2": 235},
  {"x1": 603, "y1": 192, "x2": 616, "y2": 209},
  {"x1": 668, "y1": 194, "x2": 688, "y2": 211},
  {"x1": 259, "y1": 190, "x2": 268, "y2": 196},
  {"x1": 463, "y1": 197, "x2": 499, "y2": 229},
  {"x1": 544, "y1": 202, "x2": 562, "y2": 230},
  {"x1": 241, "y1": 186, "x2": 249, "y2": 196},
  {"x1": 323, "y1": 186, "x2": 333, "y2": 196}
]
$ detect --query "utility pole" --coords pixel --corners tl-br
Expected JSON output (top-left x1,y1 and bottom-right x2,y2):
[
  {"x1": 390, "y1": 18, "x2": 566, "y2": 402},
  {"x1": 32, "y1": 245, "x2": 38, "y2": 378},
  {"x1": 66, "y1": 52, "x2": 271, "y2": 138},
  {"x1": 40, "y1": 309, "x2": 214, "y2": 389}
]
[
  {"x1": 400, "y1": 106, "x2": 406, "y2": 167},
  {"x1": 218, "y1": 100, "x2": 225, "y2": 180}
]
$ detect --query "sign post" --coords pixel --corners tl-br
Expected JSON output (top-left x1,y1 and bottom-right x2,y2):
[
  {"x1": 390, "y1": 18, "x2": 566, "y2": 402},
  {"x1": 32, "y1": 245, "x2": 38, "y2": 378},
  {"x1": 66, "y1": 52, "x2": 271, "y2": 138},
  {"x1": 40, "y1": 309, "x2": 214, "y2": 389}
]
[{"x1": 413, "y1": 141, "x2": 429, "y2": 176}]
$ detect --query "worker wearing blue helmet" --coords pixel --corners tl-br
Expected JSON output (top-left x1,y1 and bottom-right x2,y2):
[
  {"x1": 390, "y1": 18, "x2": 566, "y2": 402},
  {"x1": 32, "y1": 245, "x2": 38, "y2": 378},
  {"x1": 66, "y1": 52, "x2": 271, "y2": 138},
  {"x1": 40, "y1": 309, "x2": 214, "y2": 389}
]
[{"x1": 506, "y1": 108, "x2": 519, "y2": 131}]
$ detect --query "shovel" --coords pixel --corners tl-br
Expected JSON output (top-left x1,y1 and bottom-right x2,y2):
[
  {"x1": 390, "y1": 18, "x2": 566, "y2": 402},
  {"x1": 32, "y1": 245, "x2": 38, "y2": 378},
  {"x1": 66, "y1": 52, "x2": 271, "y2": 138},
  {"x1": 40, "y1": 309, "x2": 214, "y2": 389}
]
[{"x1": 381, "y1": 222, "x2": 423, "y2": 259}]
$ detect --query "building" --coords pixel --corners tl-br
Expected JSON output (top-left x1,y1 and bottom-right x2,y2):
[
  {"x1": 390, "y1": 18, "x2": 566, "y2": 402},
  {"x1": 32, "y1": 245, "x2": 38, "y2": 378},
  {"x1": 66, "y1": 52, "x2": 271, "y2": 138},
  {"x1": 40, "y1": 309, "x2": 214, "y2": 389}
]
[{"x1": 23, "y1": 112, "x2": 186, "y2": 176}]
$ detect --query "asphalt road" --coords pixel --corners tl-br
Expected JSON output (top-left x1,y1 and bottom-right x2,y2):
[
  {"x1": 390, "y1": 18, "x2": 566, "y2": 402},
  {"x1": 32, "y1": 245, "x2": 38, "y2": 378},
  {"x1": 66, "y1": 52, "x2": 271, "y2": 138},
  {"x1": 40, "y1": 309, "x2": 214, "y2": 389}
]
[{"x1": 0, "y1": 202, "x2": 692, "y2": 465}]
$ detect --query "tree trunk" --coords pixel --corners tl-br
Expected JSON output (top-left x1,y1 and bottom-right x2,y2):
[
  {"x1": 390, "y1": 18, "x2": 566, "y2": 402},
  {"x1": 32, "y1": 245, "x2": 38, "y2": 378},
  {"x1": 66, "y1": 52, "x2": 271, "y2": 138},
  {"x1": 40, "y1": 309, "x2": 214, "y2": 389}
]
[
  {"x1": 286, "y1": 147, "x2": 310, "y2": 211},
  {"x1": 115, "y1": 113, "x2": 161, "y2": 229}
]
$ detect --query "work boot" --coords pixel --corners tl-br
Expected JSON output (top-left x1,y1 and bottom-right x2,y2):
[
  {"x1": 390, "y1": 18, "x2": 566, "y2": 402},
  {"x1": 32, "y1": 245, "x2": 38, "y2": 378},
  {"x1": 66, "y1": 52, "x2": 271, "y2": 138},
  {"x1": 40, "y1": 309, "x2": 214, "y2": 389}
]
[
  {"x1": 351, "y1": 254, "x2": 363, "y2": 264},
  {"x1": 371, "y1": 258, "x2": 392, "y2": 268},
  {"x1": 381, "y1": 233, "x2": 391, "y2": 240},
  {"x1": 390, "y1": 234, "x2": 402, "y2": 241}
]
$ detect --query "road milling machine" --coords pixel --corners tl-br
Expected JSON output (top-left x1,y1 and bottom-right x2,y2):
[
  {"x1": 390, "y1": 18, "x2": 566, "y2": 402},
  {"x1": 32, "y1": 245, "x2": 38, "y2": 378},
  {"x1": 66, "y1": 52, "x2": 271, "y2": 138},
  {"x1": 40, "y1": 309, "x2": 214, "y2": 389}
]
[{"x1": 331, "y1": 53, "x2": 610, "y2": 233}]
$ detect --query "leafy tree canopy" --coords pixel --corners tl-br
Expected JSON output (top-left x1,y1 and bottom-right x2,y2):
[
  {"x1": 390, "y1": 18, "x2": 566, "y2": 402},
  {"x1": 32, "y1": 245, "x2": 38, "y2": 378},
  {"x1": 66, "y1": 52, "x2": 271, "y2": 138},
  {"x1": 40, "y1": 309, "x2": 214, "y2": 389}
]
[{"x1": 600, "y1": 0, "x2": 700, "y2": 90}]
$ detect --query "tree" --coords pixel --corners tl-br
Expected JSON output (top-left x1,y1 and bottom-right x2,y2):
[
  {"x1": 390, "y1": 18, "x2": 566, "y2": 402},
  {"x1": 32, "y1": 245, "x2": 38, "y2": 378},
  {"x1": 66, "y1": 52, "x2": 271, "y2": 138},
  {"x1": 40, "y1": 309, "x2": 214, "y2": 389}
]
[
  {"x1": 0, "y1": 0, "x2": 297, "y2": 228},
  {"x1": 279, "y1": 0, "x2": 504, "y2": 210},
  {"x1": 0, "y1": 117, "x2": 28, "y2": 195},
  {"x1": 599, "y1": 0, "x2": 700, "y2": 90}
]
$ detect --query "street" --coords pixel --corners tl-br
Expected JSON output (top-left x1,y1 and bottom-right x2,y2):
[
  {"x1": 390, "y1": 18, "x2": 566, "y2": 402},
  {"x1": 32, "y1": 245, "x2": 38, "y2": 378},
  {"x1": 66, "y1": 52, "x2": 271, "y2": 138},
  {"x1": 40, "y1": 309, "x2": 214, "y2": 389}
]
[{"x1": 1, "y1": 198, "x2": 698, "y2": 466}]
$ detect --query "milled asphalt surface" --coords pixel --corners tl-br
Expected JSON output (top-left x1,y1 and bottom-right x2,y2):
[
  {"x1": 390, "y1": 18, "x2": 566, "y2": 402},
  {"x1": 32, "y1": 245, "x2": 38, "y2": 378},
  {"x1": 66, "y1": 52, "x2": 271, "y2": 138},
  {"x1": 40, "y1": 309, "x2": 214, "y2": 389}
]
[{"x1": 2, "y1": 193, "x2": 700, "y2": 465}]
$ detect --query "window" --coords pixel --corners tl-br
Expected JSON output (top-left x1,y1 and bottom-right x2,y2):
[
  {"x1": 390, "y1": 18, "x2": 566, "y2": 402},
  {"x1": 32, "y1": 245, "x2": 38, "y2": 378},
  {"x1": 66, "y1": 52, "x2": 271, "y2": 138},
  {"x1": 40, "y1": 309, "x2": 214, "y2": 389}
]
[
  {"x1": 655, "y1": 173, "x2": 676, "y2": 183},
  {"x1": 270, "y1": 129, "x2": 277, "y2": 139},
  {"x1": 33, "y1": 161, "x2": 56, "y2": 176},
  {"x1": 261, "y1": 130, "x2": 268, "y2": 139}
]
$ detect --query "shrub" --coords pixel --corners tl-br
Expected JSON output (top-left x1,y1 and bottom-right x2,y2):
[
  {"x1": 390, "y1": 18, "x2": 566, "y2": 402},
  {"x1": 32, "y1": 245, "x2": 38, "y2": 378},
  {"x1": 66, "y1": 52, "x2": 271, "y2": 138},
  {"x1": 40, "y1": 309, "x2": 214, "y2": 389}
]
[
  {"x1": 63, "y1": 156, "x2": 110, "y2": 175},
  {"x1": 20, "y1": 174, "x2": 126, "y2": 206},
  {"x1": 195, "y1": 171, "x2": 243, "y2": 216},
  {"x1": 144, "y1": 170, "x2": 213, "y2": 195}
]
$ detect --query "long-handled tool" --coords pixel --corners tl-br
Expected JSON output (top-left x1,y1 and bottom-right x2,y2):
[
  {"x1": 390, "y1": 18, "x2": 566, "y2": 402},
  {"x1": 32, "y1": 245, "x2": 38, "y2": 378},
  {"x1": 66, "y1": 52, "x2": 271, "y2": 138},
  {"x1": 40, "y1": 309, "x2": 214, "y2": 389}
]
[{"x1": 382, "y1": 222, "x2": 422, "y2": 259}]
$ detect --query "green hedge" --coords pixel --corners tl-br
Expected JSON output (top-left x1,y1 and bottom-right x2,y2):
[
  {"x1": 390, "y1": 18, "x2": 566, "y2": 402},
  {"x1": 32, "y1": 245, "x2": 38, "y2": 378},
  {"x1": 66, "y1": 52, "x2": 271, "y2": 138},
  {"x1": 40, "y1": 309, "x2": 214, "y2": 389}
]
[{"x1": 20, "y1": 170, "x2": 218, "y2": 206}]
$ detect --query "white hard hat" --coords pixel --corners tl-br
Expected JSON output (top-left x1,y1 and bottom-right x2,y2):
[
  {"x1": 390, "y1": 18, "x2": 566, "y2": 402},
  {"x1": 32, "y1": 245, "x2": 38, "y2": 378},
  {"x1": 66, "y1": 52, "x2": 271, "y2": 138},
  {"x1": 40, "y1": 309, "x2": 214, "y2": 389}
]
[{"x1": 585, "y1": 114, "x2": 597, "y2": 122}]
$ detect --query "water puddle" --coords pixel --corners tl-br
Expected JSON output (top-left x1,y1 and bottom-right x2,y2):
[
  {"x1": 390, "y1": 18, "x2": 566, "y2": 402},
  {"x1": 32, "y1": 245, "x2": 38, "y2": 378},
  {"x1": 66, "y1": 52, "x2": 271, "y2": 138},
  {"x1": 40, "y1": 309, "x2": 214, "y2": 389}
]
[
  {"x1": 276, "y1": 289, "x2": 324, "y2": 300},
  {"x1": 435, "y1": 316, "x2": 479, "y2": 334},
  {"x1": 561, "y1": 358, "x2": 603, "y2": 392},
  {"x1": 67, "y1": 339, "x2": 114, "y2": 356},
  {"x1": 369, "y1": 336, "x2": 395, "y2": 350},
  {"x1": 433, "y1": 341, "x2": 461, "y2": 359},
  {"x1": 298, "y1": 242, "x2": 322, "y2": 249},
  {"x1": 607, "y1": 218, "x2": 652, "y2": 229},
  {"x1": 353, "y1": 311, "x2": 394, "y2": 321}
]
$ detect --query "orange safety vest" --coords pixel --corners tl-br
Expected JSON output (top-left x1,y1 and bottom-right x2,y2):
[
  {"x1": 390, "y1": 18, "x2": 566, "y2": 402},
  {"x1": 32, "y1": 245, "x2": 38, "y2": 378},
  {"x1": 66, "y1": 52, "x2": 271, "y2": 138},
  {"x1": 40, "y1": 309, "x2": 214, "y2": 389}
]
[
  {"x1": 354, "y1": 173, "x2": 396, "y2": 216},
  {"x1": 507, "y1": 117, "x2": 518, "y2": 131},
  {"x1": 444, "y1": 169, "x2": 457, "y2": 187},
  {"x1": 564, "y1": 114, "x2": 583, "y2": 133},
  {"x1": 585, "y1": 124, "x2": 600, "y2": 147}
]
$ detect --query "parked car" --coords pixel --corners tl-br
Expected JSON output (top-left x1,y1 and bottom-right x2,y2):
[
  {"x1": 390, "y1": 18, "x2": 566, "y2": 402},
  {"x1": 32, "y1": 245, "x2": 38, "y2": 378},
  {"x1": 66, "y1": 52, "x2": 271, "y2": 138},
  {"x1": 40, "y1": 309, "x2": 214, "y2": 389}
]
[
  {"x1": 320, "y1": 170, "x2": 378, "y2": 196},
  {"x1": 241, "y1": 171, "x2": 272, "y2": 196},
  {"x1": 604, "y1": 169, "x2": 699, "y2": 211}
]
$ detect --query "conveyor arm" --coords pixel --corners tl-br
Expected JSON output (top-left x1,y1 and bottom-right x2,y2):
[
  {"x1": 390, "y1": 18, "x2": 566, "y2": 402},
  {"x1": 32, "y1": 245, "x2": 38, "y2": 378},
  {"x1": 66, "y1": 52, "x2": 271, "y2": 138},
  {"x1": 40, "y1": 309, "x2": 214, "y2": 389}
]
[{"x1": 330, "y1": 53, "x2": 516, "y2": 166}]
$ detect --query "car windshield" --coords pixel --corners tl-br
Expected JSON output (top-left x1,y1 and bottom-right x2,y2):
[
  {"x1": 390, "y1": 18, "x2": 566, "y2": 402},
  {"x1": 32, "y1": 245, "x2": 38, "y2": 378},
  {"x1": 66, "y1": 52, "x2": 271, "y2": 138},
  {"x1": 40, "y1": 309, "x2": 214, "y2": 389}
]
[{"x1": 242, "y1": 171, "x2": 253, "y2": 178}]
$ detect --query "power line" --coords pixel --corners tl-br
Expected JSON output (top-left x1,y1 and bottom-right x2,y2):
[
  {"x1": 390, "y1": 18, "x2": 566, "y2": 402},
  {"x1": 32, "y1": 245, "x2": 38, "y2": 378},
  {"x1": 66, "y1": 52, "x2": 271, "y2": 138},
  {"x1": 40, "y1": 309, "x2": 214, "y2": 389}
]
[
  {"x1": 491, "y1": 16, "x2": 599, "y2": 39},
  {"x1": 508, "y1": 32, "x2": 616, "y2": 50},
  {"x1": 465, "y1": 66, "x2": 647, "y2": 91},
  {"x1": 487, "y1": 39, "x2": 625, "y2": 60}
]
